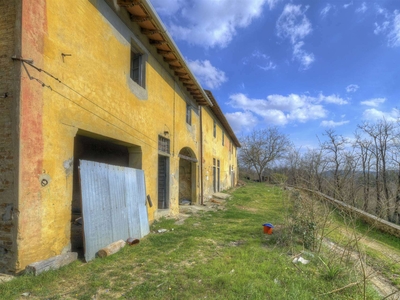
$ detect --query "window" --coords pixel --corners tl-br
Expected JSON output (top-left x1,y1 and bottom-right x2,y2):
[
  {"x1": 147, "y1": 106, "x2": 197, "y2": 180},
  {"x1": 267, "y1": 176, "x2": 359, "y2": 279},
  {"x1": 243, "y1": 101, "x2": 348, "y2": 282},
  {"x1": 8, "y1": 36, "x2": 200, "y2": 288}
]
[
  {"x1": 158, "y1": 136, "x2": 170, "y2": 154},
  {"x1": 222, "y1": 131, "x2": 225, "y2": 146},
  {"x1": 186, "y1": 103, "x2": 191, "y2": 125},
  {"x1": 213, "y1": 120, "x2": 216, "y2": 138},
  {"x1": 213, "y1": 158, "x2": 220, "y2": 192},
  {"x1": 130, "y1": 50, "x2": 145, "y2": 88}
]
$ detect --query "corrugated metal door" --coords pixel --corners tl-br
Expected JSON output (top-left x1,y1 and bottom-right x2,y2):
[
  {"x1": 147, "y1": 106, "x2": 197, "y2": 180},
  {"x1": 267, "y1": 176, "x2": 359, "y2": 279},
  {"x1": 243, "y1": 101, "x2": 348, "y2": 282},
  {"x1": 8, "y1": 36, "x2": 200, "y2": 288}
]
[{"x1": 79, "y1": 160, "x2": 149, "y2": 262}]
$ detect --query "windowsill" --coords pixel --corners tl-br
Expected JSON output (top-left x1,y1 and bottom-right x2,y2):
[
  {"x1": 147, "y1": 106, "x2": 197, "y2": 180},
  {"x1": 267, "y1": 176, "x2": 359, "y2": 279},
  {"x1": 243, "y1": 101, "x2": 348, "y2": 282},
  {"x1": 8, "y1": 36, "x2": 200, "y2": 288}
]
[{"x1": 128, "y1": 78, "x2": 148, "y2": 100}]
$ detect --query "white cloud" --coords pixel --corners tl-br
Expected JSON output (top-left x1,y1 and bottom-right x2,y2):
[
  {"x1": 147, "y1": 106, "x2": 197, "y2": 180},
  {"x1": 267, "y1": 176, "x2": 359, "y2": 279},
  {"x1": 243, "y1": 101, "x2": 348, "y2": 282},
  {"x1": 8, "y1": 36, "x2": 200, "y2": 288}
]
[
  {"x1": 362, "y1": 108, "x2": 399, "y2": 122},
  {"x1": 360, "y1": 97, "x2": 386, "y2": 107},
  {"x1": 227, "y1": 92, "x2": 348, "y2": 127},
  {"x1": 374, "y1": 9, "x2": 400, "y2": 47},
  {"x1": 343, "y1": 1, "x2": 353, "y2": 9},
  {"x1": 374, "y1": 21, "x2": 390, "y2": 35},
  {"x1": 266, "y1": 0, "x2": 281, "y2": 10},
  {"x1": 346, "y1": 84, "x2": 359, "y2": 93},
  {"x1": 320, "y1": 4, "x2": 333, "y2": 18},
  {"x1": 374, "y1": 5, "x2": 388, "y2": 16},
  {"x1": 187, "y1": 59, "x2": 227, "y2": 89},
  {"x1": 258, "y1": 61, "x2": 277, "y2": 71},
  {"x1": 293, "y1": 42, "x2": 315, "y2": 70},
  {"x1": 320, "y1": 120, "x2": 350, "y2": 127},
  {"x1": 225, "y1": 111, "x2": 259, "y2": 133},
  {"x1": 159, "y1": 0, "x2": 268, "y2": 48},
  {"x1": 356, "y1": 2, "x2": 367, "y2": 14},
  {"x1": 150, "y1": 0, "x2": 183, "y2": 16},
  {"x1": 388, "y1": 11, "x2": 400, "y2": 47},
  {"x1": 276, "y1": 4, "x2": 315, "y2": 70},
  {"x1": 277, "y1": 4, "x2": 312, "y2": 44},
  {"x1": 244, "y1": 50, "x2": 277, "y2": 71},
  {"x1": 319, "y1": 94, "x2": 348, "y2": 105}
]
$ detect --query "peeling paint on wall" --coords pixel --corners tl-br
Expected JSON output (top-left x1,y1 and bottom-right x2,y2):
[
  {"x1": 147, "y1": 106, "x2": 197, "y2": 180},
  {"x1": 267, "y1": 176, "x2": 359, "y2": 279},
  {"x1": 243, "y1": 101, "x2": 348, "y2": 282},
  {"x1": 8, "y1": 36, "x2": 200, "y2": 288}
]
[{"x1": 63, "y1": 158, "x2": 73, "y2": 176}]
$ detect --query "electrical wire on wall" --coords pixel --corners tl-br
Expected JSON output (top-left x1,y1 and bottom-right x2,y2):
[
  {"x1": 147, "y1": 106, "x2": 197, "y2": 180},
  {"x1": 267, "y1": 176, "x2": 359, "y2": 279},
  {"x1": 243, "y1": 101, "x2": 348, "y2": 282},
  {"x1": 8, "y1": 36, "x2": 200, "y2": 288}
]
[{"x1": 16, "y1": 58, "x2": 159, "y2": 151}]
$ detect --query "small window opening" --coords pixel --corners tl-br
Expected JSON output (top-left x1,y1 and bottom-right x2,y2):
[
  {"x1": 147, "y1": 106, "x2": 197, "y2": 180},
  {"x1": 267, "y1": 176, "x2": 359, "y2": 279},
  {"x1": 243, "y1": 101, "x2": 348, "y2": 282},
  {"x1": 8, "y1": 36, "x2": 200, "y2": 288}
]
[
  {"x1": 131, "y1": 50, "x2": 144, "y2": 87},
  {"x1": 213, "y1": 120, "x2": 216, "y2": 138},
  {"x1": 186, "y1": 104, "x2": 191, "y2": 125}
]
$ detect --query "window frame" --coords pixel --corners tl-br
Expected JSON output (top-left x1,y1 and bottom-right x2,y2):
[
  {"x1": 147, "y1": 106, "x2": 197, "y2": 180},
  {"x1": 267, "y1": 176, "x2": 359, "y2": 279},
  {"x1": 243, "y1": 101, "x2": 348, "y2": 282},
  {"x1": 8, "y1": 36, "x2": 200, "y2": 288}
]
[
  {"x1": 186, "y1": 103, "x2": 191, "y2": 125},
  {"x1": 213, "y1": 120, "x2": 216, "y2": 138},
  {"x1": 130, "y1": 48, "x2": 145, "y2": 88}
]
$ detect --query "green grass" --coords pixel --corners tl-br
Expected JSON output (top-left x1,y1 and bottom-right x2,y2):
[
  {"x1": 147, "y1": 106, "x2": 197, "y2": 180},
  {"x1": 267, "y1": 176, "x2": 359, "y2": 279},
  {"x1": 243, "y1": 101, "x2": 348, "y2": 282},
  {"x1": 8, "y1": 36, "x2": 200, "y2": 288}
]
[{"x1": 0, "y1": 182, "x2": 382, "y2": 299}]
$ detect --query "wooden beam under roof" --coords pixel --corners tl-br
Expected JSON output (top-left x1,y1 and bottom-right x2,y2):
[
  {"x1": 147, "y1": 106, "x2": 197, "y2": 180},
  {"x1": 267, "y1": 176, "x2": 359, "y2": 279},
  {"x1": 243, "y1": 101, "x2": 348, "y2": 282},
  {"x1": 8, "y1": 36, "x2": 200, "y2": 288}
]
[
  {"x1": 169, "y1": 65, "x2": 184, "y2": 71},
  {"x1": 131, "y1": 16, "x2": 151, "y2": 22},
  {"x1": 183, "y1": 83, "x2": 196, "y2": 88},
  {"x1": 157, "y1": 49, "x2": 172, "y2": 56},
  {"x1": 175, "y1": 71, "x2": 187, "y2": 77},
  {"x1": 149, "y1": 39, "x2": 167, "y2": 45},
  {"x1": 117, "y1": 0, "x2": 141, "y2": 7},
  {"x1": 141, "y1": 28, "x2": 162, "y2": 36},
  {"x1": 164, "y1": 57, "x2": 178, "y2": 63}
]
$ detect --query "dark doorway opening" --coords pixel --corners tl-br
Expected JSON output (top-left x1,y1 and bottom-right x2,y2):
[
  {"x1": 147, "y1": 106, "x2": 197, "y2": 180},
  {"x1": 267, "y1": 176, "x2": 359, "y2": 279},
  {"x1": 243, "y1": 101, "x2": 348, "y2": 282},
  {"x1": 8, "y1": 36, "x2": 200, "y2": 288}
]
[
  {"x1": 178, "y1": 147, "x2": 197, "y2": 205},
  {"x1": 158, "y1": 155, "x2": 169, "y2": 209}
]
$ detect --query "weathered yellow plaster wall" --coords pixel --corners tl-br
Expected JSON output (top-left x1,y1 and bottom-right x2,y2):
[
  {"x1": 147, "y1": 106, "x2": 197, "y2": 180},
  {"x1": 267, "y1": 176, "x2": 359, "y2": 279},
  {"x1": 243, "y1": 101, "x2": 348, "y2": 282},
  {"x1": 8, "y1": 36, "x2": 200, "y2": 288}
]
[
  {"x1": 16, "y1": 0, "x2": 200, "y2": 270},
  {"x1": 201, "y1": 106, "x2": 238, "y2": 199}
]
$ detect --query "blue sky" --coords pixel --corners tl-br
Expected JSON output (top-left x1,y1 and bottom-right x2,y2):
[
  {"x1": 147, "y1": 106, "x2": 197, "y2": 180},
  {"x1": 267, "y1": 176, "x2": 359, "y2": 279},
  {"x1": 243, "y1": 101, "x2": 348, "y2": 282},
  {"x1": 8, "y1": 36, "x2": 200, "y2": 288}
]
[{"x1": 149, "y1": 0, "x2": 400, "y2": 148}]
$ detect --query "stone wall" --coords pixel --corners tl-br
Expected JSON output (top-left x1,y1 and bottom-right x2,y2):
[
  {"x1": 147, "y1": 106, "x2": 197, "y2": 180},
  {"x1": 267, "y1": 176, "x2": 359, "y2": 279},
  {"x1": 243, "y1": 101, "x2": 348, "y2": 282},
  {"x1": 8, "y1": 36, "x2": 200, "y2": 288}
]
[{"x1": 0, "y1": 0, "x2": 18, "y2": 273}]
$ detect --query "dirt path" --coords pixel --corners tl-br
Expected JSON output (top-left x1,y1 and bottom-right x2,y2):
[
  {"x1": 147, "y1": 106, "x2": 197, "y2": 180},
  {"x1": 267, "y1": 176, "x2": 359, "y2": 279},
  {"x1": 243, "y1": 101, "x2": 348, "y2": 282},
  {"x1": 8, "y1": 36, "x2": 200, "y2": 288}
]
[{"x1": 324, "y1": 227, "x2": 400, "y2": 299}]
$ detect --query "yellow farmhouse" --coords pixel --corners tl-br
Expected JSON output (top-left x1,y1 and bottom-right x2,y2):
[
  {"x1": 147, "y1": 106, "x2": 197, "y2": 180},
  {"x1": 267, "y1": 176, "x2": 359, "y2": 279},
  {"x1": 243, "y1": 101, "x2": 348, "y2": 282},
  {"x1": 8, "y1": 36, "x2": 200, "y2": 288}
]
[{"x1": 0, "y1": 0, "x2": 240, "y2": 273}]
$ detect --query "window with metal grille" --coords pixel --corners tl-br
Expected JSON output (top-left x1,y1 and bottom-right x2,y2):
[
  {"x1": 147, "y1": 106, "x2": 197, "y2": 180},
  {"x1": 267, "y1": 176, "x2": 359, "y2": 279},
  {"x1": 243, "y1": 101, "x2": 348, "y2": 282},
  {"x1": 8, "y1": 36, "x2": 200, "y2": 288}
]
[{"x1": 158, "y1": 136, "x2": 170, "y2": 154}]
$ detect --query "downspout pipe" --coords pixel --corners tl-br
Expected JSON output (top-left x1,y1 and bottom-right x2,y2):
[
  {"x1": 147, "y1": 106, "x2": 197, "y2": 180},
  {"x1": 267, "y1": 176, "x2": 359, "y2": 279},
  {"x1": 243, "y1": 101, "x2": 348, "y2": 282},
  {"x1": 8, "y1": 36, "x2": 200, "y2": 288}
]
[{"x1": 200, "y1": 107, "x2": 204, "y2": 205}]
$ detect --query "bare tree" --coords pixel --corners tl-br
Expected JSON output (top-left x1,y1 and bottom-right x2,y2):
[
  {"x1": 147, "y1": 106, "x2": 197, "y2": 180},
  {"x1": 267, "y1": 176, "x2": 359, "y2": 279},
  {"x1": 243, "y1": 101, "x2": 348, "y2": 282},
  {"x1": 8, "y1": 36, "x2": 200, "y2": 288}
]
[
  {"x1": 239, "y1": 127, "x2": 291, "y2": 182},
  {"x1": 320, "y1": 129, "x2": 348, "y2": 199},
  {"x1": 391, "y1": 128, "x2": 400, "y2": 224},
  {"x1": 300, "y1": 148, "x2": 328, "y2": 191},
  {"x1": 359, "y1": 120, "x2": 394, "y2": 220},
  {"x1": 354, "y1": 131, "x2": 373, "y2": 212}
]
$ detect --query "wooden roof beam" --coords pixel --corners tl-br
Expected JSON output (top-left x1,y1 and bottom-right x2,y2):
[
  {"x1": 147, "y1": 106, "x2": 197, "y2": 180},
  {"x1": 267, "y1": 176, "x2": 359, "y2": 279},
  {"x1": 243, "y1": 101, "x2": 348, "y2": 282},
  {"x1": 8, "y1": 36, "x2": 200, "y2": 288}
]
[
  {"x1": 141, "y1": 28, "x2": 162, "y2": 36},
  {"x1": 157, "y1": 49, "x2": 172, "y2": 56},
  {"x1": 175, "y1": 71, "x2": 188, "y2": 77},
  {"x1": 149, "y1": 39, "x2": 167, "y2": 45},
  {"x1": 131, "y1": 16, "x2": 151, "y2": 22},
  {"x1": 117, "y1": 0, "x2": 141, "y2": 7},
  {"x1": 169, "y1": 65, "x2": 184, "y2": 71},
  {"x1": 164, "y1": 57, "x2": 178, "y2": 63}
]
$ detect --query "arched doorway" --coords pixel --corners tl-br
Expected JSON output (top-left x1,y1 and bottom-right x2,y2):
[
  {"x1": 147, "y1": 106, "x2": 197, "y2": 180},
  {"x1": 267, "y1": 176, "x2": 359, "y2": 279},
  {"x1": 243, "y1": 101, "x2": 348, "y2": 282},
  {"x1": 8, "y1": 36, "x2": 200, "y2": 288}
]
[{"x1": 178, "y1": 147, "x2": 197, "y2": 205}]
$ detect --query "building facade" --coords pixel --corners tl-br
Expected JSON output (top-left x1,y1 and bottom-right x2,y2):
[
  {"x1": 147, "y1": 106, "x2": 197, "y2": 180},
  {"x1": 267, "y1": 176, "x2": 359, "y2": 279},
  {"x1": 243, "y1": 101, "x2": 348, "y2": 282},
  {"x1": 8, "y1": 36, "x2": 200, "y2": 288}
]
[{"x1": 0, "y1": 0, "x2": 240, "y2": 273}]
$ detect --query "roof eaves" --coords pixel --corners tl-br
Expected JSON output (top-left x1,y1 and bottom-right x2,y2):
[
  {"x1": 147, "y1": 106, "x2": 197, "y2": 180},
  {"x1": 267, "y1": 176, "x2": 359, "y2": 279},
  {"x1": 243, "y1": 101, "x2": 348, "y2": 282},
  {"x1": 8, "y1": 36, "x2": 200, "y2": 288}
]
[
  {"x1": 117, "y1": 0, "x2": 213, "y2": 107},
  {"x1": 205, "y1": 90, "x2": 241, "y2": 148}
]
